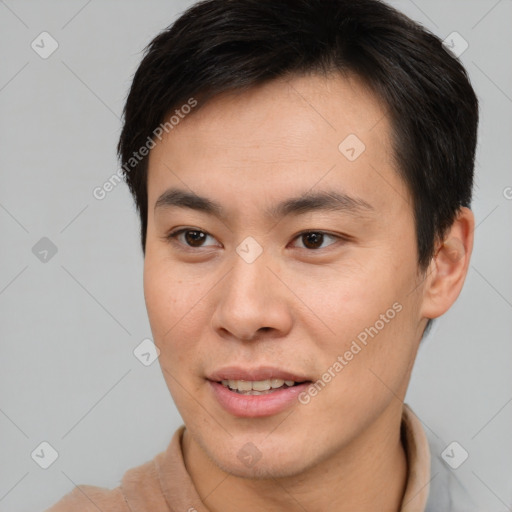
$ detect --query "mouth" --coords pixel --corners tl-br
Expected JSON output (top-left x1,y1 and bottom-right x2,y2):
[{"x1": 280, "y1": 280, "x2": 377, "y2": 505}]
[
  {"x1": 219, "y1": 378, "x2": 307, "y2": 395},
  {"x1": 207, "y1": 367, "x2": 313, "y2": 417}
]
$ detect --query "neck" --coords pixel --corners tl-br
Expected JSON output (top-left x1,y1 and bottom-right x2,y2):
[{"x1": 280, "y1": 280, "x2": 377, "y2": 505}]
[{"x1": 183, "y1": 403, "x2": 408, "y2": 512}]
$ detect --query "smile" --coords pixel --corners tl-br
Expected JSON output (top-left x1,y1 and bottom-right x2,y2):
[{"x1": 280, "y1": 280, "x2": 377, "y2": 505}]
[{"x1": 221, "y1": 378, "x2": 304, "y2": 395}]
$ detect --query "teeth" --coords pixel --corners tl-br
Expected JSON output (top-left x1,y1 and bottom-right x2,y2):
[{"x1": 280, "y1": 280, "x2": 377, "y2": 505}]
[
  {"x1": 252, "y1": 380, "x2": 271, "y2": 391},
  {"x1": 221, "y1": 379, "x2": 298, "y2": 393},
  {"x1": 271, "y1": 378, "x2": 285, "y2": 388},
  {"x1": 235, "y1": 380, "x2": 252, "y2": 391}
]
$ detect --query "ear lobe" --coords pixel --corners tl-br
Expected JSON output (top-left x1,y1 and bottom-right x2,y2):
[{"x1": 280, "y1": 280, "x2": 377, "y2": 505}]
[{"x1": 420, "y1": 207, "x2": 475, "y2": 319}]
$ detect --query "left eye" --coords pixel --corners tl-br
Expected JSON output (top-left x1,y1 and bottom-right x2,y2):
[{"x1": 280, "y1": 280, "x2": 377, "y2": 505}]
[{"x1": 291, "y1": 231, "x2": 338, "y2": 250}]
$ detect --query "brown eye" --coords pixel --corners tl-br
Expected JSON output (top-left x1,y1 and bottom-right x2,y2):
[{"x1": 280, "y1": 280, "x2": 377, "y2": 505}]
[
  {"x1": 291, "y1": 231, "x2": 339, "y2": 250},
  {"x1": 302, "y1": 232, "x2": 324, "y2": 249},
  {"x1": 167, "y1": 228, "x2": 220, "y2": 249},
  {"x1": 184, "y1": 230, "x2": 207, "y2": 247}
]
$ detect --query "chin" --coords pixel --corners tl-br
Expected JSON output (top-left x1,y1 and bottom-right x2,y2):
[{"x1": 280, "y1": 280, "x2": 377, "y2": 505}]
[
  {"x1": 198, "y1": 432, "x2": 321, "y2": 480},
  {"x1": 215, "y1": 452, "x2": 312, "y2": 480}
]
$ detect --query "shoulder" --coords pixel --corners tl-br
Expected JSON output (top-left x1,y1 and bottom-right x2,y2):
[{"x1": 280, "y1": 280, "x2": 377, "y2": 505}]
[
  {"x1": 44, "y1": 484, "x2": 130, "y2": 512},
  {"x1": 425, "y1": 429, "x2": 479, "y2": 511},
  {"x1": 44, "y1": 451, "x2": 168, "y2": 511},
  {"x1": 402, "y1": 404, "x2": 479, "y2": 512}
]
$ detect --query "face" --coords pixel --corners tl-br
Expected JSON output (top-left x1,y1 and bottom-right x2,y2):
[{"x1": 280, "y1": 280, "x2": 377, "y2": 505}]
[{"x1": 144, "y1": 74, "x2": 428, "y2": 478}]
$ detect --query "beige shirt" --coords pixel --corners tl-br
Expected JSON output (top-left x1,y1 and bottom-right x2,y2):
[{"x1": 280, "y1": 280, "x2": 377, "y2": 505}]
[{"x1": 45, "y1": 405, "x2": 452, "y2": 511}]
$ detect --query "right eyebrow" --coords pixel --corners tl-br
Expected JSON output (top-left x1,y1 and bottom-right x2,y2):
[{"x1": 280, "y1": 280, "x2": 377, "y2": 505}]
[{"x1": 154, "y1": 188, "x2": 224, "y2": 218}]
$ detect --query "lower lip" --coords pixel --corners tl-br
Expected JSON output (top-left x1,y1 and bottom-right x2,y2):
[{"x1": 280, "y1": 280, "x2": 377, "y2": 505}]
[{"x1": 209, "y1": 381, "x2": 310, "y2": 418}]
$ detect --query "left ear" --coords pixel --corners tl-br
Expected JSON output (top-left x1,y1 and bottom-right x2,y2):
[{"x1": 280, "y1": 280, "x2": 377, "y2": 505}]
[{"x1": 420, "y1": 207, "x2": 474, "y2": 319}]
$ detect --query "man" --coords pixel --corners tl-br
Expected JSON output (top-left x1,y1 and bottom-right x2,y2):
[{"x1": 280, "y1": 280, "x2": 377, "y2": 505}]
[{"x1": 47, "y1": 0, "x2": 479, "y2": 510}]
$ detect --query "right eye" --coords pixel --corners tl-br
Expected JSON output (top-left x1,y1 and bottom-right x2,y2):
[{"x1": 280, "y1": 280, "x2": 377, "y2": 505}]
[{"x1": 166, "y1": 228, "x2": 222, "y2": 249}]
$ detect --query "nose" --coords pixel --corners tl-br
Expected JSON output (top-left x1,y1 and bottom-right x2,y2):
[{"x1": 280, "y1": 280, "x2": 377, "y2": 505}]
[{"x1": 211, "y1": 251, "x2": 293, "y2": 342}]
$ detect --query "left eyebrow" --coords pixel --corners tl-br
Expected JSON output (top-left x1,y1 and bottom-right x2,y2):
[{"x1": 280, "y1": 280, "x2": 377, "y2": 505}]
[
  {"x1": 267, "y1": 190, "x2": 375, "y2": 218},
  {"x1": 154, "y1": 187, "x2": 374, "y2": 220}
]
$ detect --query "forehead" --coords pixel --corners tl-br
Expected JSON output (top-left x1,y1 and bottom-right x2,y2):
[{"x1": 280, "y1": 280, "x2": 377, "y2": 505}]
[{"x1": 147, "y1": 73, "x2": 409, "y2": 216}]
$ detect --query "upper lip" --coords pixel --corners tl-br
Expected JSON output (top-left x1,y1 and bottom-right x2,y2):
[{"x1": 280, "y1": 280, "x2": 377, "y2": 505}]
[{"x1": 208, "y1": 366, "x2": 311, "y2": 382}]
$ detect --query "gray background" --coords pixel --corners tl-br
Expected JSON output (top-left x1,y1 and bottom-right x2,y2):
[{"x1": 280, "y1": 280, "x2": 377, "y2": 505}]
[{"x1": 0, "y1": 0, "x2": 511, "y2": 510}]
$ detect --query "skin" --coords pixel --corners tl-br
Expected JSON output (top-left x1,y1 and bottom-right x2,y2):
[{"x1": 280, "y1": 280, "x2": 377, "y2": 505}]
[{"x1": 144, "y1": 73, "x2": 474, "y2": 512}]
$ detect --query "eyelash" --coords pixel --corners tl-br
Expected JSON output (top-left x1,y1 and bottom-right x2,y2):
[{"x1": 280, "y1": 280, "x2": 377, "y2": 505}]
[{"x1": 165, "y1": 228, "x2": 346, "y2": 252}]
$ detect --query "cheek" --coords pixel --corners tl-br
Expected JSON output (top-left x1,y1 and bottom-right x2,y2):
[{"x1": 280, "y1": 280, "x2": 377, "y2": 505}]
[
  {"x1": 143, "y1": 258, "x2": 197, "y2": 351},
  {"x1": 290, "y1": 259, "x2": 402, "y2": 342},
  {"x1": 143, "y1": 261, "x2": 206, "y2": 408},
  {"x1": 143, "y1": 263, "x2": 175, "y2": 337},
  {"x1": 298, "y1": 256, "x2": 420, "y2": 389},
  {"x1": 143, "y1": 255, "x2": 219, "y2": 379}
]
